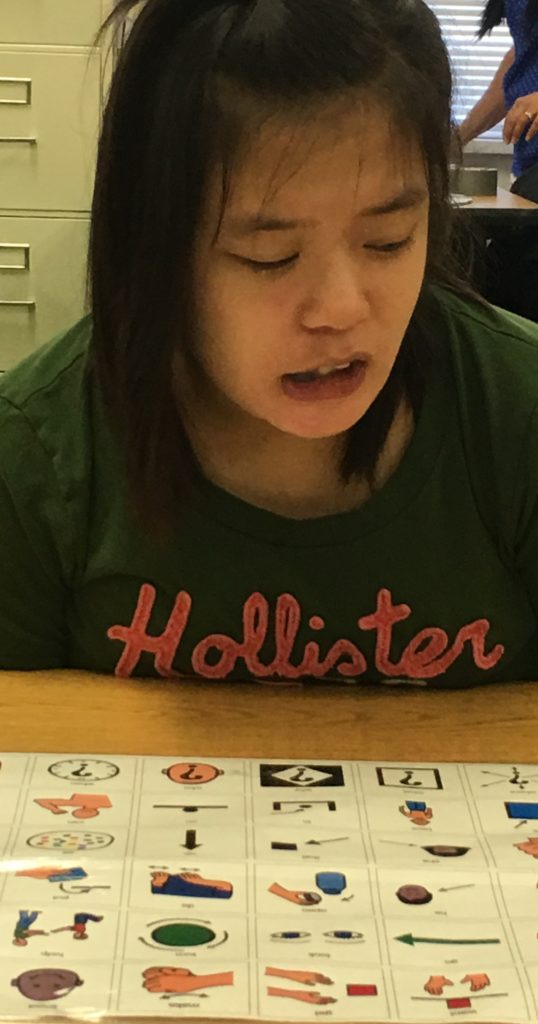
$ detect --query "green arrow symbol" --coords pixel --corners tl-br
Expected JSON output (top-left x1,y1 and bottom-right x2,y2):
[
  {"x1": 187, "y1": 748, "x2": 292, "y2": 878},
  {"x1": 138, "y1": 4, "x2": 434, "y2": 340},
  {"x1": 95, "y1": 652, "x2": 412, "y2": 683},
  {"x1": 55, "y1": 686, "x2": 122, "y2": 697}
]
[{"x1": 396, "y1": 933, "x2": 501, "y2": 947}]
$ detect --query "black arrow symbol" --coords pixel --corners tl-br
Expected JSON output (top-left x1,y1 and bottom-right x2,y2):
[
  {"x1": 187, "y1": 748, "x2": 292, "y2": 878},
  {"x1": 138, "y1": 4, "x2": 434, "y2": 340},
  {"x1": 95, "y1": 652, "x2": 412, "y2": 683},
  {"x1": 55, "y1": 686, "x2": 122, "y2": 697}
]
[{"x1": 182, "y1": 829, "x2": 202, "y2": 850}]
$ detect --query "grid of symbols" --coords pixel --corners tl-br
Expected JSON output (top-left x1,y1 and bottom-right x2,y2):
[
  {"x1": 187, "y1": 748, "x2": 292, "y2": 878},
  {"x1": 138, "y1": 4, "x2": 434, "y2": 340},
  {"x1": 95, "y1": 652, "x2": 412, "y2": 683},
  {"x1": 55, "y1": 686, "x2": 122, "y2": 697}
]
[{"x1": 0, "y1": 754, "x2": 537, "y2": 1021}]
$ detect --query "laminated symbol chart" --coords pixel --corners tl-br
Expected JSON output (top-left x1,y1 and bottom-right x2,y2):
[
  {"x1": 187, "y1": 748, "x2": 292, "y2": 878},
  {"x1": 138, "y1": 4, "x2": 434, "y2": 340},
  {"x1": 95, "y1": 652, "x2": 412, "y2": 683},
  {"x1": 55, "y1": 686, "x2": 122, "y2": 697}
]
[{"x1": 0, "y1": 753, "x2": 537, "y2": 1021}]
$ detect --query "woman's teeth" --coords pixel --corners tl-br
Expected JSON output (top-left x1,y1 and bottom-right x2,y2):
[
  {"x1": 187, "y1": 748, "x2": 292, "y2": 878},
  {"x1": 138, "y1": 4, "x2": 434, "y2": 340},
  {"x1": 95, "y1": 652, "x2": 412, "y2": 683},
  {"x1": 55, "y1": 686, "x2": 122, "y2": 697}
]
[
  {"x1": 285, "y1": 360, "x2": 357, "y2": 383},
  {"x1": 315, "y1": 362, "x2": 352, "y2": 376}
]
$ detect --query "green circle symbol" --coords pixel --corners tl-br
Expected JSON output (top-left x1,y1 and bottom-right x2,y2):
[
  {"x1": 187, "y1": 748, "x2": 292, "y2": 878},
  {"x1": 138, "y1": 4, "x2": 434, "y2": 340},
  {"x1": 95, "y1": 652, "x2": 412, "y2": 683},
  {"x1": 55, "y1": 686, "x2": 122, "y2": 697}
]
[{"x1": 151, "y1": 922, "x2": 216, "y2": 947}]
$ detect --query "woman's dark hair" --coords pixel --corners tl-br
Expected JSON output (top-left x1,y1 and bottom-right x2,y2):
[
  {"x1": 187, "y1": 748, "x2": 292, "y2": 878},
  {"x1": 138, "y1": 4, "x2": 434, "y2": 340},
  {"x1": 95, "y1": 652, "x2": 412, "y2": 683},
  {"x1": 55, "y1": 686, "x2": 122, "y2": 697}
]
[
  {"x1": 88, "y1": 0, "x2": 481, "y2": 536},
  {"x1": 478, "y1": 0, "x2": 538, "y2": 37}
]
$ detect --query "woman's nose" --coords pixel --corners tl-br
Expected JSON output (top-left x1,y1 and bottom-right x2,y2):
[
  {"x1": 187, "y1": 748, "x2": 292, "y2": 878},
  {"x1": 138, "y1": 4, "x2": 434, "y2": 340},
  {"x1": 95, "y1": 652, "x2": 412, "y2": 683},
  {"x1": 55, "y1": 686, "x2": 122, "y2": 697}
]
[{"x1": 299, "y1": 255, "x2": 371, "y2": 333}]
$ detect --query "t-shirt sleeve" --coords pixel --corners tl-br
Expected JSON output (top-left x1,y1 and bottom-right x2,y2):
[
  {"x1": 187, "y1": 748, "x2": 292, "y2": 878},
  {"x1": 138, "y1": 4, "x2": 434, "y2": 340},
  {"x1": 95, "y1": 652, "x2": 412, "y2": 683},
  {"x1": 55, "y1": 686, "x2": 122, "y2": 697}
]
[
  {"x1": 0, "y1": 398, "x2": 70, "y2": 668},
  {"x1": 511, "y1": 400, "x2": 538, "y2": 617}
]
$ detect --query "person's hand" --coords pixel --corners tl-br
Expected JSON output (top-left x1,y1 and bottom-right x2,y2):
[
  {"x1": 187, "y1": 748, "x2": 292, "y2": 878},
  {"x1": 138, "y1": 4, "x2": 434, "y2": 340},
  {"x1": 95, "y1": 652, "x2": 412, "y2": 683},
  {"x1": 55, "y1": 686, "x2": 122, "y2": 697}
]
[
  {"x1": 515, "y1": 837, "x2": 538, "y2": 857},
  {"x1": 265, "y1": 967, "x2": 333, "y2": 985},
  {"x1": 143, "y1": 967, "x2": 195, "y2": 993},
  {"x1": 267, "y1": 986, "x2": 337, "y2": 1005},
  {"x1": 142, "y1": 967, "x2": 233, "y2": 994},
  {"x1": 16, "y1": 867, "x2": 64, "y2": 879},
  {"x1": 268, "y1": 881, "x2": 321, "y2": 905},
  {"x1": 178, "y1": 871, "x2": 232, "y2": 891},
  {"x1": 424, "y1": 975, "x2": 453, "y2": 995},
  {"x1": 461, "y1": 973, "x2": 490, "y2": 992},
  {"x1": 503, "y1": 93, "x2": 538, "y2": 144}
]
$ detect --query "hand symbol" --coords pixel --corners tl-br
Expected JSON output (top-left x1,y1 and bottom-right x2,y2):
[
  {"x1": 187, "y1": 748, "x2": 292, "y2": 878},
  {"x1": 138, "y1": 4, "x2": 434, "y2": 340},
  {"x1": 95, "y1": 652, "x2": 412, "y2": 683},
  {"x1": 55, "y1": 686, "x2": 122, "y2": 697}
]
[
  {"x1": 268, "y1": 881, "x2": 321, "y2": 905},
  {"x1": 267, "y1": 986, "x2": 337, "y2": 1005},
  {"x1": 142, "y1": 967, "x2": 234, "y2": 994},
  {"x1": 265, "y1": 967, "x2": 333, "y2": 985},
  {"x1": 461, "y1": 973, "x2": 490, "y2": 992},
  {"x1": 424, "y1": 975, "x2": 454, "y2": 996}
]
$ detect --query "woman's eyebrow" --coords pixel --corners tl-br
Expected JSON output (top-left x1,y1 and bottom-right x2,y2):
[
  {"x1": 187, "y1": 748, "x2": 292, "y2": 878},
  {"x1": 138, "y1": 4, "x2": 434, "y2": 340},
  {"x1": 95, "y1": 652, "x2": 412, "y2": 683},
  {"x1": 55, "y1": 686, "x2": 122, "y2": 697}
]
[{"x1": 225, "y1": 186, "x2": 428, "y2": 236}]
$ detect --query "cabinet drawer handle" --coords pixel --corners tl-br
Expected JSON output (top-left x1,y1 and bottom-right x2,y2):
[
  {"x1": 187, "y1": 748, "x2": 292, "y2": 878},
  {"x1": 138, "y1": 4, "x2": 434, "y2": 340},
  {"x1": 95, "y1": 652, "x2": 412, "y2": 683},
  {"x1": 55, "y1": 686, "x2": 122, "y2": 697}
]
[
  {"x1": 0, "y1": 299, "x2": 36, "y2": 308},
  {"x1": 0, "y1": 244, "x2": 30, "y2": 271},
  {"x1": 0, "y1": 77, "x2": 32, "y2": 106},
  {"x1": 0, "y1": 136, "x2": 37, "y2": 145}
]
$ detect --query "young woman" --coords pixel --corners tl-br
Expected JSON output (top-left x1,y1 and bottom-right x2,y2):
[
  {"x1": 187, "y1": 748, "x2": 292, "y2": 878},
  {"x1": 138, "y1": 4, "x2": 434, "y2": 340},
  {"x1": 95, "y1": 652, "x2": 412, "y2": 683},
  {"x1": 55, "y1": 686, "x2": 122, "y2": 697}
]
[
  {"x1": 1, "y1": 0, "x2": 538, "y2": 686},
  {"x1": 459, "y1": 0, "x2": 538, "y2": 177}
]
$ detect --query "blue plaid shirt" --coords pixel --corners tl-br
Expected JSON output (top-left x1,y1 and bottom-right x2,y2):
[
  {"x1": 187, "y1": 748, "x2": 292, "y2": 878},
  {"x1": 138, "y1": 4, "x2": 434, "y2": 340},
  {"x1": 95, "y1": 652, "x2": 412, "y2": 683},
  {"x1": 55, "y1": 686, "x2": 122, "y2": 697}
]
[{"x1": 503, "y1": 0, "x2": 538, "y2": 175}]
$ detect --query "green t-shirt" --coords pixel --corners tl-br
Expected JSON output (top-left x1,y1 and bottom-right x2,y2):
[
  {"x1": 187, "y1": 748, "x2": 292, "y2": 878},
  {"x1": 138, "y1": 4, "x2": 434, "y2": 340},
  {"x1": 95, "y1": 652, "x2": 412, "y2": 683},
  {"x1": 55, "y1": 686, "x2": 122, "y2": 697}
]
[{"x1": 1, "y1": 285, "x2": 538, "y2": 686}]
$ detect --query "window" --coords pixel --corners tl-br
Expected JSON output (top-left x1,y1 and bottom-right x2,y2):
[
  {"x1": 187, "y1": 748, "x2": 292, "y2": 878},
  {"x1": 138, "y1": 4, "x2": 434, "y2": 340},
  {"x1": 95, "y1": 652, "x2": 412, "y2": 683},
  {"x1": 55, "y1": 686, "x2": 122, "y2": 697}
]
[{"x1": 428, "y1": 2, "x2": 512, "y2": 143}]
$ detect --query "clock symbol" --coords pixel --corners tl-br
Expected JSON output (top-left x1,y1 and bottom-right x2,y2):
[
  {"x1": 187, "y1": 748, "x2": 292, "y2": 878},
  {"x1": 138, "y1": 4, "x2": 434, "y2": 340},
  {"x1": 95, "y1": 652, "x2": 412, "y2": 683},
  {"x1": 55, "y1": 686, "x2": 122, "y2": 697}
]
[{"x1": 48, "y1": 759, "x2": 120, "y2": 783}]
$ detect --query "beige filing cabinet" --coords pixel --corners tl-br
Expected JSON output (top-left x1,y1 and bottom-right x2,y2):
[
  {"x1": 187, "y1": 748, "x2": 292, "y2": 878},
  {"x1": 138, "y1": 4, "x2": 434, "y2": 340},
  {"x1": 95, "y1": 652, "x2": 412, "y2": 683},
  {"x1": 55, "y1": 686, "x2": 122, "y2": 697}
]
[{"x1": 0, "y1": 1, "x2": 113, "y2": 371}]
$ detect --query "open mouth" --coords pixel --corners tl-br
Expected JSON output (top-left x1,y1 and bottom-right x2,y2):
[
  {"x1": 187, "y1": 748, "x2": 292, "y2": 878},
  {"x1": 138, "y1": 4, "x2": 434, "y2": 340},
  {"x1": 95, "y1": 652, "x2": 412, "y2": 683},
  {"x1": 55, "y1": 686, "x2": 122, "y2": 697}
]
[{"x1": 284, "y1": 358, "x2": 362, "y2": 384}]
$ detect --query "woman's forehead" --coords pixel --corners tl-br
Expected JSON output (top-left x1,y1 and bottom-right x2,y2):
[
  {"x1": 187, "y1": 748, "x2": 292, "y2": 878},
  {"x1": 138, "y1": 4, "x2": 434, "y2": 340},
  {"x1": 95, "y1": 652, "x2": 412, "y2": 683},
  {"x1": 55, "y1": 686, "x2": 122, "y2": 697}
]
[{"x1": 206, "y1": 109, "x2": 426, "y2": 235}]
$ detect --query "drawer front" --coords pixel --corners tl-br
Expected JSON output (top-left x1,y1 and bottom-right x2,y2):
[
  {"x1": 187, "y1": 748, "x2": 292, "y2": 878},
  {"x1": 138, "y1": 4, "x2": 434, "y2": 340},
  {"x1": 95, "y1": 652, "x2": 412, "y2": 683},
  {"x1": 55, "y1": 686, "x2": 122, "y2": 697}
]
[
  {"x1": 0, "y1": 216, "x2": 90, "y2": 371},
  {"x1": 1, "y1": 1, "x2": 105, "y2": 46},
  {"x1": 0, "y1": 51, "x2": 100, "y2": 212}
]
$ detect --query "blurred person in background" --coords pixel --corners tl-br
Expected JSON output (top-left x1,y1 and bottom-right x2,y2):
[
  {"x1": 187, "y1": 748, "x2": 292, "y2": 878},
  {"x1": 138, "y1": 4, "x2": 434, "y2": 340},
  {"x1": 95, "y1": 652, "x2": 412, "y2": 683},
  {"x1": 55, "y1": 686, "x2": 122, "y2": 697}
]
[
  {"x1": 458, "y1": 0, "x2": 538, "y2": 177},
  {"x1": 458, "y1": 0, "x2": 538, "y2": 321}
]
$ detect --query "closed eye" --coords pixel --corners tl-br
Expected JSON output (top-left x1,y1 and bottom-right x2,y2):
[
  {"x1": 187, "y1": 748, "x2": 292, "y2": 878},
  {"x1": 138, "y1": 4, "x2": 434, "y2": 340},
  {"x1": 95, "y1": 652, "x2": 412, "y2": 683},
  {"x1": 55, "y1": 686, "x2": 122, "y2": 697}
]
[
  {"x1": 365, "y1": 236, "x2": 415, "y2": 255},
  {"x1": 234, "y1": 235, "x2": 414, "y2": 274},
  {"x1": 235, "y1": 255, "x2": 299, "y2": 273}
]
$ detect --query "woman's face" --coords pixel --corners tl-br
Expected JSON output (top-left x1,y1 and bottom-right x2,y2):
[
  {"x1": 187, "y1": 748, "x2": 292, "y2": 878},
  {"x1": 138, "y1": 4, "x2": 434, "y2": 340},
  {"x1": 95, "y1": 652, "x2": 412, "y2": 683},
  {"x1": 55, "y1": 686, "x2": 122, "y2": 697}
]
[{"x1": 185, "y1": 106, "x2": 430, "y2": 442}]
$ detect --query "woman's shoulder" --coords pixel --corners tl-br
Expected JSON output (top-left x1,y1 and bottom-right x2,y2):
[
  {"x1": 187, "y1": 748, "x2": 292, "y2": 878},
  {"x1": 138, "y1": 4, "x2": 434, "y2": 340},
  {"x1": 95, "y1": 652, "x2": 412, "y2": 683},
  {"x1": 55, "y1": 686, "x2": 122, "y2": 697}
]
[
  {"x1": 427, "y1": 284, "x2": 538, "y2": 553},
  {"x1": 0, "y1": 315, "x2": 94, "y2": 485},
  {"x1": 0, "y1": 315, "x2": 92, "y2": 416},
  {"x1": 430, "y1": 283, "x2": 538, "y2": 409}
]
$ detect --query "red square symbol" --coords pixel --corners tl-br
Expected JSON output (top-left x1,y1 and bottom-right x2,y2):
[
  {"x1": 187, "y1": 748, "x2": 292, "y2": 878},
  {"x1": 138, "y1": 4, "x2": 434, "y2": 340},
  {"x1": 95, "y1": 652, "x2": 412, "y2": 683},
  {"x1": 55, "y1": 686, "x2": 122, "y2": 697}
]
[{"x1": 346, "y1": 984, "x2": 378, "y2": 997}]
